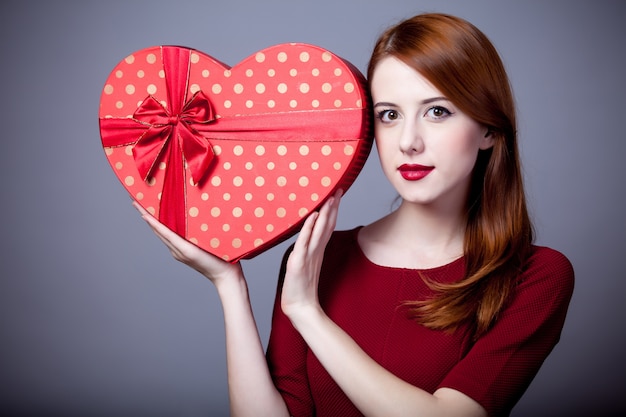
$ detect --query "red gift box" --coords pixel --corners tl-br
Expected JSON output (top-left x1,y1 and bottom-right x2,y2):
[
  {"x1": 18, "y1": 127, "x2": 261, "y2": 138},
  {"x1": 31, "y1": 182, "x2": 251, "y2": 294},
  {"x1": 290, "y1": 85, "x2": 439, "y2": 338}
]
[{"x1": 99, "y1": 44, "x2": 372, "y2": 261}]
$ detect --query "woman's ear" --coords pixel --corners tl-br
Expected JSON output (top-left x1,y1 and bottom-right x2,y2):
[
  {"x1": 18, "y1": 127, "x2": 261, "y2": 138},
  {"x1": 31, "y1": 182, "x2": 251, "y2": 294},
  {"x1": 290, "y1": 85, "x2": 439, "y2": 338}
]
[{"x1": 479, "y1": 128, "x2": 495, "y2": 150}]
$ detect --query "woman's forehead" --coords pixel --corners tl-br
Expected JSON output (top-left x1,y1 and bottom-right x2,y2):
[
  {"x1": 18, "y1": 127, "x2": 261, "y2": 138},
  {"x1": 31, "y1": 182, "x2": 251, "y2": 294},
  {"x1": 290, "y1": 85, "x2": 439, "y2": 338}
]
[{"x1": 370, "y1": 56, "x2": 443, "y2": 102}]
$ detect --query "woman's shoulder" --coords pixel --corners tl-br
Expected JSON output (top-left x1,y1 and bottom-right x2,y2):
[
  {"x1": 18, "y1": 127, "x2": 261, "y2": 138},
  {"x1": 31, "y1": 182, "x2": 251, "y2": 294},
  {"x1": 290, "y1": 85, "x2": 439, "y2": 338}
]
[
  {"x1": 520, "y1": 245, "x2": 575, "y2": 296},
  {"x1": 527, "y1": 245, "x2": 574, "y2": 275},
  {"x1": 327, "y1": 226, "x2": 362, "y2": 249}
]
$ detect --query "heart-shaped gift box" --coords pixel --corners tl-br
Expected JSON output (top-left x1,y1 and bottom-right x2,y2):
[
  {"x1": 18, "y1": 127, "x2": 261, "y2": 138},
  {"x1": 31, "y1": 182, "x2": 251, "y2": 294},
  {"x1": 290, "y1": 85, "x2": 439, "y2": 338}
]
[{"x1": 99, "y1": 44, "x2": 372, "y2": 261}]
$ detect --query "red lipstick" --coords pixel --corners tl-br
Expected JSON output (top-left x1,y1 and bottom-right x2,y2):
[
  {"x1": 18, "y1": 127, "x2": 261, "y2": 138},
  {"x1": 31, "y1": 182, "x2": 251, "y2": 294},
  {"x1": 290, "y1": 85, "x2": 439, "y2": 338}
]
[{"x1": 398, "y1": 164, "x2": 433, "y2": 181}]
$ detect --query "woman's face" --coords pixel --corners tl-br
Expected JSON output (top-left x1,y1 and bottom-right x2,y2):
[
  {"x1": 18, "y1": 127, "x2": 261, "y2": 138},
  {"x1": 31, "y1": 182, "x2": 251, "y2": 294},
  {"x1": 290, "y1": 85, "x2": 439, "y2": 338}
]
[{"x1": 370, "y1": 56, "x2": 493, "y2": 212}]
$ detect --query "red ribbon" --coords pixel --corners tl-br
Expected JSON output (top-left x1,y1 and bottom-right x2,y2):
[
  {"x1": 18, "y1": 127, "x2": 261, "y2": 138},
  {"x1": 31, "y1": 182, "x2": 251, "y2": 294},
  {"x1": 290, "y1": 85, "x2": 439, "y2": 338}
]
[{"x1": 100, "y1": 46, "x2": 367, "y2": 238}]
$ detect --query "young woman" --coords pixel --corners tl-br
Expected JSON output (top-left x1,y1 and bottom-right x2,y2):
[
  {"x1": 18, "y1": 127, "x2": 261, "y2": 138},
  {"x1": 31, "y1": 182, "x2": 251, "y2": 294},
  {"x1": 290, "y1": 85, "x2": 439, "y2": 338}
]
[{"x1": 135, "y1": 13, "x2": 574, "y2": 417}]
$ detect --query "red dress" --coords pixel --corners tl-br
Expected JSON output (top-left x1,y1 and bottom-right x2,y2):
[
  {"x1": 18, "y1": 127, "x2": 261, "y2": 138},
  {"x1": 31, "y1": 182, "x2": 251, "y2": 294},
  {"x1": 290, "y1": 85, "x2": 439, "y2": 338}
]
[{"x1": 266, "y1": 227, "x2": 574, "y2": 416}]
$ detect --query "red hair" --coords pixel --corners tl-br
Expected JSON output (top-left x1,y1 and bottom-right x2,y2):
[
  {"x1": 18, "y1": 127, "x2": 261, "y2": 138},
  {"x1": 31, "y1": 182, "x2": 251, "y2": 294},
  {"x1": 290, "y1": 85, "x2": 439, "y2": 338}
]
[{"x1": 368, "y1": 13, "x2": 533, "y2": 338}]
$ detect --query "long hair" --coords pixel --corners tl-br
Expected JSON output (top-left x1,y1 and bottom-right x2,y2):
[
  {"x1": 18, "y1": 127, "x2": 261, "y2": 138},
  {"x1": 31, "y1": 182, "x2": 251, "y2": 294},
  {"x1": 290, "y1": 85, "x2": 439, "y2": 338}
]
[{"x1": 368, "y1": 14, "x2": 533, "y2": 339}]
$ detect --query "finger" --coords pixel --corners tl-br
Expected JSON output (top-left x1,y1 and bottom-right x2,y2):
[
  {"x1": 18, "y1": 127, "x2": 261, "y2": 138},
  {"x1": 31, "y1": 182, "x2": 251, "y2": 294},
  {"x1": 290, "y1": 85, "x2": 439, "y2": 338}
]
[
  {"x1": 308, "y1": 196, "x2": 333, "y2": 242},
  {"x1": 309, "y1": 189, "x2": 342, "y2": 245},
  {"x1": 133, "y1": 201, "x2": 177, "y2": 242},
  {"x1": 132, "y1": 202, "x2": 234, "y2": 278},
  {"x1": 325, "y1": 188, "x2": 343, "y2": 228},
  {"x1": 132, "y1": 200, "x2": 151, "y2": 218},
  {"x1": 144, "y1": 220, "x2": 182, "y2": 256},
  {"x1": 133, "y1": 201, "x2": 174, "y2": 241},
  {"x1": 141, "y1": 211, "x2": 173, "y2": 240},
  {"x1": 132, "y1": 201, "x2": 187, "y2": 255},
  {"x1": 293, "y1": 211, "x2": 318, "y2": 255}
]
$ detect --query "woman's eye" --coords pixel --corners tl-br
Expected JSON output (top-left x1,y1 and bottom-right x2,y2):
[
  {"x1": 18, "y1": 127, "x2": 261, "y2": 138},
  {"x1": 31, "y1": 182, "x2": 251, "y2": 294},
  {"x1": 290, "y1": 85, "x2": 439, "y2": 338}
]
[
  {"x1": 377, "y1": 109, "x2": 400, "y2": 123},
  {"x1": 426, "y1": 106, "x2": 452, "y2": 119}
]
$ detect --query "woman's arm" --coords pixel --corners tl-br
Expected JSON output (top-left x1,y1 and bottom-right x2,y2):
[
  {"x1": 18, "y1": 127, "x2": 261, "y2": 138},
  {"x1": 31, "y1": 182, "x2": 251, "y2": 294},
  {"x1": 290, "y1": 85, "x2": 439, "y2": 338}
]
[
  {"x1": 287, "y1": 305, "x2": 486, "y2": 417},
  {"x1": 280, "y1": 193, "x2": 487, "y2": 417},
  {"x1": 134, "y1": 202, "x2": 290, "y2": 417}
]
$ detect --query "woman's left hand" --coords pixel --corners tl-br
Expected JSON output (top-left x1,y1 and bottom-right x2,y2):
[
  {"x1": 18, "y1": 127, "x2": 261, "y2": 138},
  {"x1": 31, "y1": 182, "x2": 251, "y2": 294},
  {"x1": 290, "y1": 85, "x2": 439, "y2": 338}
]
[{"x1": 281, "y1": 189, "x2": 342, "y2": 319}]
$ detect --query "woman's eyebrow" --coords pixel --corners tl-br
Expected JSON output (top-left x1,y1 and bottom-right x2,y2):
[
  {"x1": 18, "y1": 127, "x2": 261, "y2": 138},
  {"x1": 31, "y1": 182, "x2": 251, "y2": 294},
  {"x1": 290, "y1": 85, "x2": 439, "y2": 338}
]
[
  {"x1": 373, "y1": 97, "x2": 450, "y2": 108},
  {"x1": 421, "y1": 96, "x2": 449, "y2": 105},
  {"x1": 373, "y1": 101, "x2": 397, "y2": 108}
]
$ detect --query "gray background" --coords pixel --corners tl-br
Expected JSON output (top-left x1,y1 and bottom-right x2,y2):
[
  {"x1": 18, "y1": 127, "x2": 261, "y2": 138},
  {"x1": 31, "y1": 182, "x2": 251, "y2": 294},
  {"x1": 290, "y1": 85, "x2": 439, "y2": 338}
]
[{"x1": 1, "y1": 0, "x2": 624, "y2": 416}]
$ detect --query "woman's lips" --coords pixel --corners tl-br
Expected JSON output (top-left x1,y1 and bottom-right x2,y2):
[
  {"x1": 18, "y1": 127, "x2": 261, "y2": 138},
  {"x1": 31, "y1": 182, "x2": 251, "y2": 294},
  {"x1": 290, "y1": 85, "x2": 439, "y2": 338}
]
[{"x1": 398, "y1": 164, "x2": 434, "y2": 181}]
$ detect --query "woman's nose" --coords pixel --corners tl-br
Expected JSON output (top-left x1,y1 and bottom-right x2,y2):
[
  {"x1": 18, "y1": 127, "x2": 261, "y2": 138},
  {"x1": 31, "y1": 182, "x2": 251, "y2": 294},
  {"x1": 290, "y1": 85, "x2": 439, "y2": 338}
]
[{"x1": 399, "y1": 121, "x2": 424, "y2": 154}]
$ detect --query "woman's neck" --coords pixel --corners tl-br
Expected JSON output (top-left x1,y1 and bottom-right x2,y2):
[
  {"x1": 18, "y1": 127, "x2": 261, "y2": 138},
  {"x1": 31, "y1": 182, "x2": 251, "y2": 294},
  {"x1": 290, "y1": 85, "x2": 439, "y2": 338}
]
[{"x1": 358, "y1": 200, "x2": 466, "y2": 269}]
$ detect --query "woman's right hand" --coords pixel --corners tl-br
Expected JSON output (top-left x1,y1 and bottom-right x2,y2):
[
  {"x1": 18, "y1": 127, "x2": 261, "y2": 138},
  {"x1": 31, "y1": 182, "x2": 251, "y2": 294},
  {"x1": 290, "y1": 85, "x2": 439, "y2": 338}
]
[
  {"x1": 134, "y1": 202, "x2": 291, "y2": 416},
  {"x1": 133, "y1": 201, "x2": 243, "y2": 287}
]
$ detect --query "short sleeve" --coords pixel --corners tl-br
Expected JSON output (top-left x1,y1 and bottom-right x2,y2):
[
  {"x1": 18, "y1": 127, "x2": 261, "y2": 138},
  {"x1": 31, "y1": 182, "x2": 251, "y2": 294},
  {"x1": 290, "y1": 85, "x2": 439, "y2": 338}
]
[
  {"x1": 266, "y1": 245, "x2": 315, "y2": 417},
  {"x1": 438, "y1": 246, "x2": 575, "y2": 416}
]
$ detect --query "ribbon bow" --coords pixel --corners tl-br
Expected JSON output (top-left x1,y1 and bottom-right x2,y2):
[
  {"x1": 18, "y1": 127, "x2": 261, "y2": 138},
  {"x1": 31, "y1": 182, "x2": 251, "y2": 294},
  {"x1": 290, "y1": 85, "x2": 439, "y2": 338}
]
[{"x1": 131, "y1": 91, "x2": 215, "y2": 184}]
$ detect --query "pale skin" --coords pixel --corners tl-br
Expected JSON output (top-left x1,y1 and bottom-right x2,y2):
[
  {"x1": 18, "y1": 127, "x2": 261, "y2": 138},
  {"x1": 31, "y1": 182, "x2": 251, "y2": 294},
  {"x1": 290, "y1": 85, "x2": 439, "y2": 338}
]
[{"x1": 134, "y1": 55, "x2": 491, "y2": 416}]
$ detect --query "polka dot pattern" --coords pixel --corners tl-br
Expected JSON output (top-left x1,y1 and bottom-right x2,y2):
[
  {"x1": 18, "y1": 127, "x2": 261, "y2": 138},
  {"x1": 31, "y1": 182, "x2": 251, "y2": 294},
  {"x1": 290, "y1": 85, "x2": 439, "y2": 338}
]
[{"x1": 99, "y1": 44, "x2": 372, "y2": 262}]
